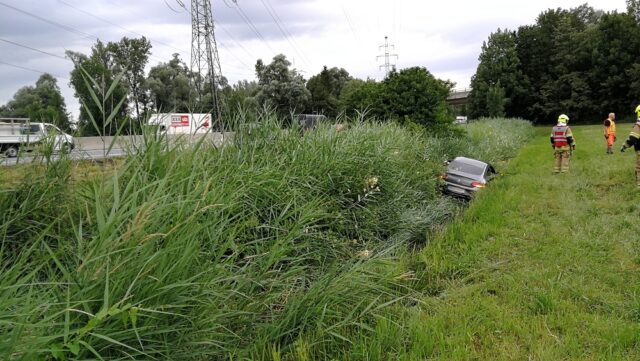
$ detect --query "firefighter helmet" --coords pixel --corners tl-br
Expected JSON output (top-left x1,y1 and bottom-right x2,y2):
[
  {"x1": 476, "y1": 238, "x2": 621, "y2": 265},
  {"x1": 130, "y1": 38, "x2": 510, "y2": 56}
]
[
  {"x1": 558, "y1": 114, "x2": 569, "y2": 124},
  {"x1": 636, "y1": 105, "x2": 640, "y2": 117}
]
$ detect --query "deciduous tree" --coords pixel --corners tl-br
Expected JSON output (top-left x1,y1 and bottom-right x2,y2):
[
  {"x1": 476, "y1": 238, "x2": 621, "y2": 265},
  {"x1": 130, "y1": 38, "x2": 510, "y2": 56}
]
[
  {"x1": 254, "y1": 54, "x2": 310, "y2": 118},
  {"x1": 306, "y1": 66, "x2": 352, "y2": 117},
  {"x1": 108, "y1": 36, "x2": 152, "y2": 122},
  {"x1": 66, "y1": 40, "x2": 128, "y2": 136},
  {"x1": 383, "y1": 67, "x2": 453, "y2": 130},
  {"x1": 0, "y1": 74, "x2": 72, "y2": 131},
  {"x1": 145, "y1": 53, "x2": 192, "y2": 113},
  {"x1": 469, "y1": 29, "x2": 524, "y2": 119}
]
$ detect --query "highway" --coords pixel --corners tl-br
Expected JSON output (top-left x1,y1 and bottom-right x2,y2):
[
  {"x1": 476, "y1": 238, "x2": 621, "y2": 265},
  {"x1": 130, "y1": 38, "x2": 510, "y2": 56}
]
[
  {"x1": 0, "y1": 133, "x2": 231, "y2": 167},
  {"x1": 1, "y1": 148, "x2": 129, "y2": 166}
]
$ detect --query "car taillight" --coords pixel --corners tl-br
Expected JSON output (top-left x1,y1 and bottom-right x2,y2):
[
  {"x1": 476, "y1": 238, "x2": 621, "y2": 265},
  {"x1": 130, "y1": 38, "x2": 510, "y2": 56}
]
[{"x1": 471, "y1": 181, "x2": 485, "y2": 188}]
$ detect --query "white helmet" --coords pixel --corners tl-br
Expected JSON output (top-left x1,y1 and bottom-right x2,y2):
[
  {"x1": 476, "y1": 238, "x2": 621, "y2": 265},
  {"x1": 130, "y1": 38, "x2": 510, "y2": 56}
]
[{"x1": 558, "y1": 114, "x2": 569, "y2": 125}]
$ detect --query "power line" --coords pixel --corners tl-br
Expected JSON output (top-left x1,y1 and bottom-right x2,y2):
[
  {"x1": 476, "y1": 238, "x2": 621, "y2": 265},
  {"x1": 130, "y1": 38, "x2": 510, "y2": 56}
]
[
  {"x1": 0, "y1": 1, "x2": 253, "y2": 84},
  {"x1": 259, "y1": 0, "x2": 312, "y2": 69},
  {"x1": 341, "y1": 6, "x2": 377, "y2": 70},
  {"x1": 342, "y1": 6, "x2": 358, "y2": 41},
  {"x1": 233, "y1": 3, "x2": 276, "y2": 54},
  {"x1": 164, "y1": 0, "x2": 187, "y2": 13},
  {"x1": 217, "y1": 43, "x2": 251, "y2": 69},
  {"x1": 0, "y1": 60, "x2": 68, "y2": 80},
  {"x1": 0, "y1": 38, "x2": 68, "y2": 60},
  {"x1": 215, "y1": 17, "x2": 257, "y2": 62},
  {"x1": 0, "y1": 2, "x2": 96, "y2": 40},
  {"x1": 0, "y1": 36, "x2": 251, "y2": 80},
  {"x1": 56, "y1": 0, "x2": 189, "y2": 56},
  {"x1": 1, "y1": 2, "x2": 176, "y2": 67}
]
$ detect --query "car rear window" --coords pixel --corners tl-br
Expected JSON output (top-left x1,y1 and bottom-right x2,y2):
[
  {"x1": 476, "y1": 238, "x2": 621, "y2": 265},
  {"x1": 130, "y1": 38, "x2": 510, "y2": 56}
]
[
  {"x1": 20, "y1": 124, "x2": 41, "y2": 135},
  {"x1": 448, "y1": 161, "x2": 485, "y2": 175}
]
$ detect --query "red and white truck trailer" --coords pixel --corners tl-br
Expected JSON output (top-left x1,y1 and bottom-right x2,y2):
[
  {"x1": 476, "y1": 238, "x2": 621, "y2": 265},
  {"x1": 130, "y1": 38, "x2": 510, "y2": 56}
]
[{"x1": 148, "y1": 113, "x2": 212, "y2": 135}]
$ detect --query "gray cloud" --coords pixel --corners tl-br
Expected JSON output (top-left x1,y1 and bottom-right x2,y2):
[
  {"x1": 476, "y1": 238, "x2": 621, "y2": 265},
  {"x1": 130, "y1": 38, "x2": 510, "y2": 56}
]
[{"x1": 0, "y1": 0, "x2": 628, "y2": 120}]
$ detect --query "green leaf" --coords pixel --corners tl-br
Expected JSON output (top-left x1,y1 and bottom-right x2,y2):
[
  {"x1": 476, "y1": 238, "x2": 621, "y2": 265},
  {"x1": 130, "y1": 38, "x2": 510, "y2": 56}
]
[
  {"x1": 105, "y1": 72, "x2": 124, "y2": 101},
  {"x1": 130, "y1": 307, "x2": 138, "y2": 327},
  {"x1": 108, "y1": 307, "x2": 121, "y2": 317},
  {"x1": 66, "y1": 341, "x2": 80, "y2": 356},
  {"x1": 96, "y1": 306, "x2": 108, "y2": 321},
  {"x1": 104, "y1": 94, "x2": 126, "y2": 128},
  {"x1": 103, "y1": 262, "x2": 110, "y2": 310},
  {"x1": 121, "y1": 309, "x2": 129, "y2": 327},
  {"x1": 80, "y1": 97, "x2": 103, "y2": 138},
  {"x1": 89, "y1": 332, "x2": 152, "y2": 357},
  {"x1": 80, "y1": 68, "x2": 103, "y2": 114},
  {"x1": 78, "y1": 341, "x2": 104, "y2": 361},
  {"x1": 50, "y1": 343, "x2": 66, "y2": 360}
]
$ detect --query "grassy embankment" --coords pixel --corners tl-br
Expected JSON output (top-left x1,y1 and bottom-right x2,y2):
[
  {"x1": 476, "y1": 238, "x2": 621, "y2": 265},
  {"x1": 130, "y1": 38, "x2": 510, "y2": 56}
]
[
  {"x1": 356, "y1": 123, "x2": 639, "y2": 360},
  {"x1": 0, "y1": 116, "x2": 531, "y2": 360}
]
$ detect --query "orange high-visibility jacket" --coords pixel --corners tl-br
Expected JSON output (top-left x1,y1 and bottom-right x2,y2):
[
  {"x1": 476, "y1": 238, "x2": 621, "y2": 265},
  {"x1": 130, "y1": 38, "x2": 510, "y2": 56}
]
[{"x1": 605, "y1": 120, "x2": 616, "y2": 136}]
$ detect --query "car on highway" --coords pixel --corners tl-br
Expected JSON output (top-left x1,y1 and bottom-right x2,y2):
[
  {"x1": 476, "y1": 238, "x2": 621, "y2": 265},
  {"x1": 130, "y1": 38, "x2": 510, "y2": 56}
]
[
  {"x1": 440, "y1": 156, "x2": 496, "y2": 199},
  {"x1": 455, "y1": 116, "x2": 468, "y2": 124},
  {"x1": 0, "y1": 119, "x2": 75, "y2": 158}
]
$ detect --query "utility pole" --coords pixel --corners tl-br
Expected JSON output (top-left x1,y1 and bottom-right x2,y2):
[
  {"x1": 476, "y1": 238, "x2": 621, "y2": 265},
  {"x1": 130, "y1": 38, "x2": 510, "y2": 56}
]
[
  {"x1": 190, "y1": 0, "x2": 226, "y2": 127},
  {"x1": 377, "y1": 35, "x2": 398, "y2": 77}
]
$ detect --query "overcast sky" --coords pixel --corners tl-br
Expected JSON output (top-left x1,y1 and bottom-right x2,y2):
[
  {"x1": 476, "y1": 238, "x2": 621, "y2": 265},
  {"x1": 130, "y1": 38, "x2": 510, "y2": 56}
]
[{"x1": 0, "y1": 0, "x2": 628, "y2": 121}]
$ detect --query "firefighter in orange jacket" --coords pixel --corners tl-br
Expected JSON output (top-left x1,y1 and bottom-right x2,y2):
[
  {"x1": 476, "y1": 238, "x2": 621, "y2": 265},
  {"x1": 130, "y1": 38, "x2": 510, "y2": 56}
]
[
  {"x1": 604, "y1": 112, "x2": 617, "y2": 154},
  {"x1": 620, "y1": 105, "x2": 640, "y2": 186},
  {"x1": 551, "y1": 114, "x2": 575, "y2": 173}
]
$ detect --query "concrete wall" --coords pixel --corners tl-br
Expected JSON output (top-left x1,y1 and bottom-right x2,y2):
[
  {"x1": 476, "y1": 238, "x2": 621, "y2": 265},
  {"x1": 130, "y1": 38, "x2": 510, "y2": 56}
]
[{"x1": 75, "y1": 133, "x2": 233, "y2": 151}]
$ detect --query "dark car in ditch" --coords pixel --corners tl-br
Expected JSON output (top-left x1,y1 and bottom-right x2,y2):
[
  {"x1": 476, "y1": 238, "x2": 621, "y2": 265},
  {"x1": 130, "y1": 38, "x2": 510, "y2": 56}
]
[{"x1": 441, "y1": 156, "x2": 496, "y2": 199}]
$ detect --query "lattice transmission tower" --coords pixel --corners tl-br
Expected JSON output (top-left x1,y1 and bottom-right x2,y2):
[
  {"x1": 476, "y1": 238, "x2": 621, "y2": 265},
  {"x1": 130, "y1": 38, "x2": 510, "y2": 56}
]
[
  {"x1": 377, "y1": 36, "x2": 398, "y2": 77},
  {"x1": 189, "y1": 0, "x2": 228, "y2": 125}
]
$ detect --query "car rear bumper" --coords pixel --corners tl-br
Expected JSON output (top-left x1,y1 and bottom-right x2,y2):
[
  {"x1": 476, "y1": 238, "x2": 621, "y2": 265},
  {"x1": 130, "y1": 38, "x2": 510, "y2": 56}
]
[{"x1": 443, "y1": 183, "x2": 476, "y2": 199}]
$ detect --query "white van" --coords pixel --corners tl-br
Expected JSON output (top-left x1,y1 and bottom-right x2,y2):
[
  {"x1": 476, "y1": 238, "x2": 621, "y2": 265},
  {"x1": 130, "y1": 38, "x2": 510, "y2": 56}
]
[
  {"x1": 455, "y1": 116, "x2": 468, "y2": 124},
  {"x1": 0, "y1": 120, "x2": 75, "y2": 158}
]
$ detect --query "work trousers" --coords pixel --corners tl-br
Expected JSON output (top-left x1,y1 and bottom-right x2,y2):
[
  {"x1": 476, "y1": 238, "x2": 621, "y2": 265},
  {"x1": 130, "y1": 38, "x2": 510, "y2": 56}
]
[
  {"x1": 554, "y1": 149, "x2": 571, "y2": 173},
  {"x1": 606, "y1": 134, "x2": 615, "y2": 153}
]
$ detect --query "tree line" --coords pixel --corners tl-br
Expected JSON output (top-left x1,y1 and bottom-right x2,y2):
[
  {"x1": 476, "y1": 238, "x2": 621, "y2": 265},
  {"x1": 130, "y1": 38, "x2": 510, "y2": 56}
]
[
  {"x1": 0, "y1": 39, "x2": 455, "y2": 135},
  {"x1": 469, "y1": 1, "x2": 640, "y2": 124}
]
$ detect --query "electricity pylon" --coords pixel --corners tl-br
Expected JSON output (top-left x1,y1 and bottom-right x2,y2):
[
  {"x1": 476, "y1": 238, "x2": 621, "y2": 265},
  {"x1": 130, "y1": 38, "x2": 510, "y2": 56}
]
[
  {"x1": 377, "y1": 35, "x2": 398, "y2": 77},
  {"x1": 190, "y1": 0, "x2": 227, "y2": 126}
]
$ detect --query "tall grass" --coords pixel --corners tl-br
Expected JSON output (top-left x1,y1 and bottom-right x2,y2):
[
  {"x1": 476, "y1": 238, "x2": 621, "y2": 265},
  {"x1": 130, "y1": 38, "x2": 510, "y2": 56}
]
[{"x1": 0, "y1": 114, "x2": 532, "y2": 360}]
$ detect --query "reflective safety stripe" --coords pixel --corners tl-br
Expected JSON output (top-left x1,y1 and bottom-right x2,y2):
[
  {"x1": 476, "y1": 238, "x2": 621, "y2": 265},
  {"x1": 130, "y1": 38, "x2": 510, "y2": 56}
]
[
  {"x1": 552, "y1": 125, "x2": 569, "y2": 147},
  {"x1": 630, "y1": 132, "x2": 640, "y2": 138}
]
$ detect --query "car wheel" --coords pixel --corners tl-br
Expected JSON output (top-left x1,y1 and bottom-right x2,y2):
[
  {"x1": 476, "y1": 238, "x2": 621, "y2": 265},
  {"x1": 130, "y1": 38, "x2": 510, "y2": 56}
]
[
  {"x1": 5, "y1": 145, "x2": 19, "y2": 158},
  {"x1": 60, "y1": 142, "x2": 72, "y2": 154}
]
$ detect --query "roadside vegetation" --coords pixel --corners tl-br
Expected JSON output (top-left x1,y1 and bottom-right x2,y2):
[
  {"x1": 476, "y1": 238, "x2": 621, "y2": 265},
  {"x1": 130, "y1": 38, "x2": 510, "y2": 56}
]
[{"x1": 0, "y1": 115, "x2": 532, "y2": 360}]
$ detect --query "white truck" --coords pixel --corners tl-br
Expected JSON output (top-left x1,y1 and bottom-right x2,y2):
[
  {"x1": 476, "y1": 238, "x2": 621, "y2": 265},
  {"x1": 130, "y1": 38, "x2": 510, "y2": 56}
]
[
  {"x1": 148, "y1": 113, "x2": 212, "y2": 135},
  {"x1": 0, "y1": 119, "x2": 75, "y2": 158}
]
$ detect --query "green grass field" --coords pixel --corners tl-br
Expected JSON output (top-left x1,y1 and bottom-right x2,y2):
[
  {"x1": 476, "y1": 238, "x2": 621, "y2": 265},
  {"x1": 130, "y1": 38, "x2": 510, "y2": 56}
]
[{"x1": 387, "y1": 123, "x2": 640, "y2": 360}]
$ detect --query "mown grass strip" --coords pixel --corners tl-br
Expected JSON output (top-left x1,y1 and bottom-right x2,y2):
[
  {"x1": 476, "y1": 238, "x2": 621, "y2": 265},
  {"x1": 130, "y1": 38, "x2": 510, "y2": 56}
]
[{"x1": 361, "y1": 124, "x2": 640, "y2": 360}]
